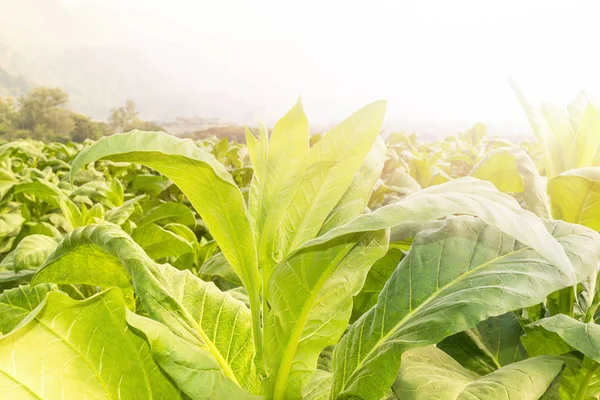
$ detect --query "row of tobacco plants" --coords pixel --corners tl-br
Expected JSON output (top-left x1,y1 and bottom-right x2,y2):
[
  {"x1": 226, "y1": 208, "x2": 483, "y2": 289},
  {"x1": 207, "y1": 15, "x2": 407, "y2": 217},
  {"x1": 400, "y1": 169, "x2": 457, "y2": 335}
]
[{"x1": 2, "y1": 86, "x2": 600, "y2": 399}]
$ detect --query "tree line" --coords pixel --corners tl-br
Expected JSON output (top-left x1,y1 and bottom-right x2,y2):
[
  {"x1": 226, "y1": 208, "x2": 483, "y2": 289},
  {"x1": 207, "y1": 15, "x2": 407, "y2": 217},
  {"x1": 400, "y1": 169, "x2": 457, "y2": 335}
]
[{"x1": 0, "y1": 87, "x2": 162, "y2": 142}]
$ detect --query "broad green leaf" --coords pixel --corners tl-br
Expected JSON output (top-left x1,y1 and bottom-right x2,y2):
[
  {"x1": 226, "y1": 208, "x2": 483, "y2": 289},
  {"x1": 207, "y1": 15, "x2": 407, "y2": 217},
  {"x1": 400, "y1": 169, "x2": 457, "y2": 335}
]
[
  {"x1": 279, "y1": 101, "x2": 386, "y2": 255},
  {"x1": 0, "y1": 288, "x2": 182, "y2": 399},
  {"x1": 265, "y1": 229, "x2": 388, "y2": 399},
  {"x1": 0, "y1": 284, "x2": 54, "y2": 334},
  {"x1": 319, "y1": 135, "x2": 386, "y2": 234},
  {"x1": 509, "y1": 78, "x2": 563, "y2": 177},
  {"x1": 12, "y1": 179, "x2": 63, "y2": 207},
  {"x1": 0, "y1": 169, "x2": 17, "y2": 199},
  {"x1": 199, "y1": 252, "x2": 242, "y2": 286},
  {"x1": 12, "y1": 234, "x2": 58, "y2": 272},
  {"x1": 570, "y1": 104, "x2": 600, "y2": 169},
  {"x1": 470, "y1": 147, "x2": 551, "y2": 218},
  {"x1": 131, "y1": 222, "x2": 194, "y2": 260},
  {"x1": 105, "y1": 194, "x2": 144, "y2": 225},
  {"x1": 530, "y1": 315, "x2": 600, "y2": 363},
  {"x1": 392, "y1": 346, "x2": 562, "y2": 400},
  {"x1": 0, "y1": 270, "x2": 37, "y2": 291},
  {"x1": 310, "y1": 178, "x2": 574, "y2": 281},
  {"x1": 108, "y1": 177, "x2": 125, "y2": 206},
  {"x1": 71, "y1": 181, "x2": 117, "y2": 207},
  {"x1": 0, "y1": 140, "x2": 46, "y2": 161},
  {"x1": 127, "y1": 312, "x2": 259, "y2": 400},
  {"x1": 55, "y1": 196, "x2": 82, "y2": 230},
  {"x1": 136, "y1": 202, "x2": 196, "y2": 228},
  {"x1": 330, "y1": 216, "x2": 599, "y2": 400},
  {"x1": 567, "y1": 89, "x2": 596, "y2": 132},
  {"x1": 408, "y1": 155, "x2": 431, "y2": 188},
  {"x1": 548, "y1": 167, "x2": 600, "y2": 230},
  {"x1": 529, "y1": 315, "x2": 600, "y2": 399},
  {"x1": 540, "y1": 102, "x2": 574, "y2": 167},
  {"x1": 69, "y1": 130, "x2": 261, "y2": 354},
  {"x1": 521, "y1": 325, "x2": 574, "y2": 359},
  {"x1": 163, "y1": 223, "x2": 198, "y2": 244},
  {"x1": 32, "y1": 224, "x2": 259, "y2": 396},
  {"x1": 131, "y1": 173, "x2": 172, "y2": 195},
  {"x1": 351, "y1": 247, "x2": 404, "y2": 323},
  {"x1": 438, "y1": 312, "x2": 527, "y2": 375},
  {"x1": 0, "y1": 213, "x2": 24, "y2": 238},
  {"x1": 82, "y1": 202, "x2": 105, "y2": 224},
  {"x1": 21, "y1": 221, "x2": 61, "y2": 238},
  {"x1": 560, "y1": 357, "x2": 600, "y2": 400},
  {"x1": 249, "y1": 100, "x2": 310, "y2": 278},
  {"x1": 303, "y1": 370, "x2": 333, "y2": 400}
]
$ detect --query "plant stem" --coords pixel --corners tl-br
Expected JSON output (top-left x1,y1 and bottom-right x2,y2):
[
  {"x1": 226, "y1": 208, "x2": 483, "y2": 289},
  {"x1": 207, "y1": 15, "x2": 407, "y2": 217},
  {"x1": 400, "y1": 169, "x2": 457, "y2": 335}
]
[
  {"x1": 585, "y1": 301, "x2": 600, "y2": 323},
  {"x1": 575, "y1": 360, "x2": 600, "y2": 400},
  {"x1": 584, "y1": 290, "x2": 600, "y2": 323},
  {"x1": 249, "y1": 284, "x2": 265, "y2": 376}
]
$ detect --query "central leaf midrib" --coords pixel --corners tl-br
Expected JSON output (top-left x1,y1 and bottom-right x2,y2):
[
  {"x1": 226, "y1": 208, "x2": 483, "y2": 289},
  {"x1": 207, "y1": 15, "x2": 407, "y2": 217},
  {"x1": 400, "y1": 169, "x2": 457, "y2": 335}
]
[
  {"x1": 272, "y1": 236, "x2": 362, "y2": 399},
  {"x1": 138, "y1": 285, "x2": 240, "y2": 386},
  {"x1": 343, "y1": 245, "x2": 532, "y2": 389},
  {"x1": 0, "y1": 368, "x2": 44, "y2": 399}
]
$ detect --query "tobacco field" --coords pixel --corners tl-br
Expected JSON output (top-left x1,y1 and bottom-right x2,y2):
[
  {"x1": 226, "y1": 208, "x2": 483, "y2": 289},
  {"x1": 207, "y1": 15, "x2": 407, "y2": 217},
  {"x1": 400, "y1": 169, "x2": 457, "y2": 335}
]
[{"x1": 2, "y1": 88, "x2": 600, "y2": 399}]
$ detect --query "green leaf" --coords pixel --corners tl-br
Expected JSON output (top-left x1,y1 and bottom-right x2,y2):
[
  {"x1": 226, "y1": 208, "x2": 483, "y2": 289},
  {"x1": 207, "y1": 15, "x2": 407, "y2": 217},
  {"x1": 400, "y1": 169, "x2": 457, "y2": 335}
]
[
  {"x1": 55, "y1": 196, "x2": 82, "y2": 230},
  {"x1": 560, "y1": 357, "x2": 600, "y2": 400},
  {"x1": 528, "y1": 315, "x2": 600, "y2": 399},
  {"x1": 509, "y1": 78, "x2": 564, "y2": 177},
  {"x1": 438, "y1": 312, "x2": 527, "y2": 375},
  {"x1": 570, "y1": 104, "x2": 600, "y2": 170},
  {"x1": 320, "y1": 136, "x2": 386, "y2": 234},
  {"x1": 265, "y1": 229, "x2": 388, "y2": 399},
  {"x1": 540, "y1": 102, "x2": 574, "y2": 168},
  {"x1": 312, "y1": 178, "x2": 575, "y2": 281},
  {"x1": 0, "y1": 213, "x2": 24, "y2": 238},
  {"x1": 0, "y1": 284, "x2": 54, "y2": 334},
  {"x1": 12, "y1": 179, "x2": 63, "y2": 207},
  {"x1": 392, "y1": 346, "x2": 563, "y2": 400},
  {"x1": 0, "y1": 270, "x2": 37, "y2": 291},
  {"x1": 470, "y1": 147, "x2": 551, "y2": 218},
  {"x1": 131, "y1": 173, "x2": 172, "y2": 196},
  {"x1": 12, "y1": 234, "x2": 57, "y2": 272},
  {"x1": 199, "y1": 252, "x2": 242, "y2": 286},
  {"x1": 351, "y1": 247, "x2": 404, "y2": 323},
  {"x1": 548, "y1": 167, "x2": 600, "y2": 230},
  {"x1": 131, "y1": 222, "x2": 194, "y2": 260},
  {"x1": 105, "y1": 194, "x2": 144, "y2": 225},
  {"x1": 127, "y1": 312, "x2": 259, "y2": 400},
  {"x1": 32, "y1": 224, "x2": 259, "y2": 397},
  {"x1": 0, "y1": 288, "x2": 183, "y2": 399},
  {"x1": 330, "y1": 216, "x2": 598, "y2": 400},
  {"x1": 248, "y1": 99, "x2": 310, "y2": 278},
  {"x1": 302, "y1": 370, "x2": 333, "y2": 400},
  {"x1": 521, "y1": 325, "x2": 574, "y2": 359},
  {"x1": 530, "y1": 315, "x2": 600, "y2": 363},
  {"x1": 21, "y1": 221, "x2": 61, "y2": 239},
  {"x1": 279, "y1": 101, "x2": 387, "y2": 255},
  {"x1": 136, "y1": 202, "x2": 196, "y2": 228},
  {"x1": 69, "y1": 130, "x2": 261, "y2": 357},
  {"x1": 108, "y1": 178, "x2": 125, "y2": 206}
]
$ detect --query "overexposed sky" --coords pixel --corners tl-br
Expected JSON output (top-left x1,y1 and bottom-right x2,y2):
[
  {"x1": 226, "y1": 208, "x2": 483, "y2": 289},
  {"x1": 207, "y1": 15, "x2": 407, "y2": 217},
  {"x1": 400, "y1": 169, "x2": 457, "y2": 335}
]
[{"x1": 46, "y1": 0, "x2": 600, "y2": 132}]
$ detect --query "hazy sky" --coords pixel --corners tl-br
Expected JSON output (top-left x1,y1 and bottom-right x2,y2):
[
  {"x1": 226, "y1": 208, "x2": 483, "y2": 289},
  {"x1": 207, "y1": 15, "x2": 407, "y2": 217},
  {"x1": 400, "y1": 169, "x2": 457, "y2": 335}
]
[{"x1": 16, "y1": 0, "x2": 600, "y2": 132}]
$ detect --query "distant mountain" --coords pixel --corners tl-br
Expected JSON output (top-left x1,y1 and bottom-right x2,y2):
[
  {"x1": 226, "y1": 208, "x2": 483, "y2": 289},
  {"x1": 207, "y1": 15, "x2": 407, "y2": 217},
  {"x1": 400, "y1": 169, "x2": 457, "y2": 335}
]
[
  {"x1": 0, "y1": 67, "x2": 30, "y2": 98},
  {"x1": 0, "y1": 0, "x2": 261, "y2": 124},
  {"x1": 0, "y1": 41, "x2": 261, "y2": 124}
]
